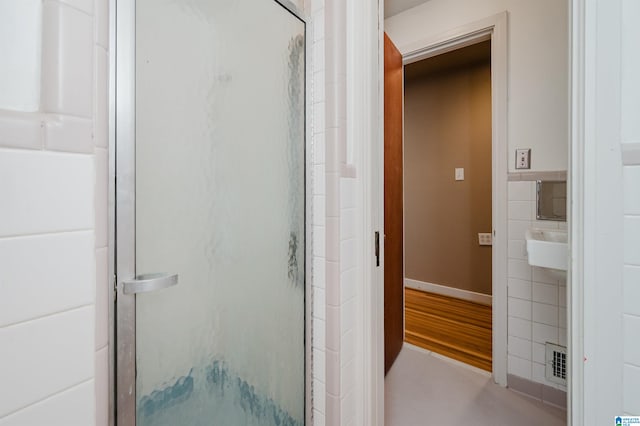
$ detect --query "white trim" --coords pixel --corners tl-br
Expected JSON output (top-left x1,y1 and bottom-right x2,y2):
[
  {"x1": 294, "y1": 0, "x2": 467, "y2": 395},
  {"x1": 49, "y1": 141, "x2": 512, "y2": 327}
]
[
  {"x1": 385, "y1": 12, "x2": 509, "y2": 387},
  {"x1": 569, "y1": 0, "x2": 585, "y2": 423},
  {"x1": 405, "y1": 279, "x2": 493, "y2": 306}
]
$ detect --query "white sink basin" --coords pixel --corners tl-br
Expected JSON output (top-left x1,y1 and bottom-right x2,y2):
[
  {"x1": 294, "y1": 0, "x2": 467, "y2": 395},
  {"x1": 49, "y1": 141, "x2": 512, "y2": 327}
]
[{"x1": 525, "y1": 229, "x2": 568, "y2": 271}]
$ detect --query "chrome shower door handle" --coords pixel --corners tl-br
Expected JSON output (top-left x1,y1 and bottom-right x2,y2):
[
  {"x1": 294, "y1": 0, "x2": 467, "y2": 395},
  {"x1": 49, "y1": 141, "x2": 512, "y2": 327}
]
[{"x1": 123, "y1": 273, "x2": 179, "y2": 294}]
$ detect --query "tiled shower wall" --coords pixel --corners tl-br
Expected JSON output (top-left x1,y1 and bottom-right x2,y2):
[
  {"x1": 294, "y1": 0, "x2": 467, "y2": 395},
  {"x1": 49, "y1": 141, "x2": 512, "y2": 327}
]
[
  {"x1": 507, "y1": 179, "x2": 567, "y2": 391},
  {"x1": 0, "y1": 0, "x2": 109, "y2": 424}
]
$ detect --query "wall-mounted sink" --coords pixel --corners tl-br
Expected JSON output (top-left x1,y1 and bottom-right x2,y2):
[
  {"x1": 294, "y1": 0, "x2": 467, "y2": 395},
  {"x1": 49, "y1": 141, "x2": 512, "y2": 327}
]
[{"x1": 525, "y1": 228, "x2": 568, "y2": 271}]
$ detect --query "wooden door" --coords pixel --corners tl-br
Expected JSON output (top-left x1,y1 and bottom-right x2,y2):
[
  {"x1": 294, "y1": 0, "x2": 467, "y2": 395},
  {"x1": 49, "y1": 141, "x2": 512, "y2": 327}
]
[{"x1": 384, "y1": 33, "x2": 404, "y2": 374}]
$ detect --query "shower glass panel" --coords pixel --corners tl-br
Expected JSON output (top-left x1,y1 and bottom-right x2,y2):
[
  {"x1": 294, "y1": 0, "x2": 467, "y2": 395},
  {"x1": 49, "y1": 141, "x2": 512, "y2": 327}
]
[{"x1": 133, "y1": 1, "x2": 305, "y2": 424}]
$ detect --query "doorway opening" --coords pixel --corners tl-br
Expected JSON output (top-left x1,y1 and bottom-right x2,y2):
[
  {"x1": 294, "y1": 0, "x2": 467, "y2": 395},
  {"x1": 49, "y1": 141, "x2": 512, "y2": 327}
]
[{"x1": 381, "y1": 11, "x2": 569, "y2": 425}]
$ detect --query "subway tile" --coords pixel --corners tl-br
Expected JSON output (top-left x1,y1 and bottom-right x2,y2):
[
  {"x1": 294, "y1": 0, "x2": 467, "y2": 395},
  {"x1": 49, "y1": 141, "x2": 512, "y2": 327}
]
[
  {"x1": 325, "y1": 393, "x2": 340, "y2": 425},
  {"x1": 326, "y1": 172, "x2": 340, "y2": 217},
  {"x1": 0, "y1": 0, "x2": 42, "y2": 113},
  {"x1": 326, "y1": 306, "x2": 340, "y2": 351},
  {"x1": 532, "y1": 342, "x2": 546, "y2": 364},
  {"x1": 508, "y1": 181, "x2": 533, "y2": 201},
  {"x1": 313, "y1": 225, "x2": 326, "y2": 257},
  {"x1": 624, "y1": 266, "x2": 640, "y2": 316},
  {"x1": 313, "y1": 348, "x2": 325, "y2": 382},
  {"x1": 559, "y1": 327, "x2": 567, "y2": 346},
  {"x1": 340, "y1": 177, "x2": 356, "y2": 209},
  {"x1": 533, "y1": 267, "x2": 559, "y2": 285},
  {"x1": 624, "y1": 166, "x2": 640, "y2": 215},
  {"x1": 508, "y1": 259, "x2": 532, "y2": 281},
  {"x1": 326, "y1": 218, "x2": 340, "y2": 262},
  {"x1": 340, "y1": 238, "x2": 356, "y2": 271},
  {"x1": 42, "y1": 1, "x2": 93, "y2": 117},
  {"x1": 314, "y1": 318, "x2": 326, "y2": 350},
  {"x1": 313, "y1": 41, "x2": 325, "y2": 74},
  {"x1": 0, "y1": 307, "x2": 94, "y2": 417},
  {"x1": 508, "y1": 219, "x2": 531, "y2": 242},
  {"x1": 624, "y1": 216, "x2": 640, "y2": 265},
  {"x1": 94, "y1": 47, "x2": 108, "y2": 148},
  {"x1": 341, "y1": 298, "x2": 356, "y2": 336},
  {"x1": 312, "y1": 9, "x2": 324, "y2": 42},
  {"x1": 508, "y1": 278, "x2": 532, "y2": 300},
  {"x1": 314, "y1": 132, "x2": 326, "y2": 165},
  {"x1": 0, "y1": 380, "x2": 94, "y2": 426},
  {"x1": 313, "y1": 410, "x2": 326, "y2": 426},
  {"x1": 0, "y1": 232, "x2": 94, "y2": 327},
  {"x1": 340, "y1": 390, "x2": 356, "y2": 424},
  {"x1": 508, "y1": 239, "x2": 527, "y2": 260},
  {"x1": 508, "y1": 201, "x2": 533, "y2": 221},
  {"x1": 313, "y1": 256, "x2": 326, "y2": 289},
  {"x1": 0, "y1": 115, "x2": 43, "y2": 150},
  {"x1": 44, "y1": 114, "x2": 93, "y2": 153},
  {"x1": 0, "y1": 150, "x2": 94, "y2": 236},
  {"x1": 314, "y1": 195, "x2": 326, "y2": 227},
  {"x1": 508, "y1": 316, "x2": 532, "y2": 340},
  {"x1": 624, "y1": 364, "x2": 640, "y2": 414},
  {"x1": 340, "y1": 330, "x2": 355, "y2": 368},
  {"x1": 532, "y1": 362, "x2": 546, "y2": 386},
  {"x1": 533, "y1": 322, "x2": 559, "y2": 345},
  {"x1": 559, "y1": 307, "x2": 567, "y2": 328},
  {"x1": 314, "y1": 101, "x2": 325, "y2": 135},
  {"x1": 624, "y1": 315, "x2": 640, "y2": 366},
  {"x1": 508, "y1": 355, "x2": 532, "y2": 380},
  {"x1": 313, "y1": 164, "x2": 325, "y2": 194},
  {"x1": 313, "y1": 287, "x2": 325, "y2": 320},
  {"x1": 326, "y1": 350, "x2": 340, "y2": 396},
  {"x1": 340, "y1": 208, "x2": 356, "y2": 241},
  {"x1": 313, "y1": 72, "x2": 325, "y2": 105},
  {"x1": 508, "y1": 297, "x2": 532, "y2": 320},
  {"x1": 313, "y1": 379, "x2": 326, "y2": 415},
  {"x1": 95, "y1": 0, "x2": 109, "y2": 49},
  {"x1": 532, "y1": 220, "x2": 559, "y2": 230},
  {"x1": 508, "y1": 336, "x2": 532, "y2": 360},
  {"x1": 95, "y1": 347, "x2": 108, "y2": 426},
  {"x1": 533, "y1": 282, "x2": 558, "y2": 306},
  {"x1": 533, "y1": 302, "x2": 558, "y2": 327},
  {"x1": 57, "y1": 0, "x2": 93, "y2": 14},
  {"x1": 95, "y1": 247, "x2": 108, "y2": 349},
  {"x1": 340, "y1": 267, "x2": 356, "y2": 303},
  {"x1": 558, "y1": 285, "x2": 567, "y2": 308},
  {"x1": 95, "y1": 147, "x2": 107, "y2": 248}
]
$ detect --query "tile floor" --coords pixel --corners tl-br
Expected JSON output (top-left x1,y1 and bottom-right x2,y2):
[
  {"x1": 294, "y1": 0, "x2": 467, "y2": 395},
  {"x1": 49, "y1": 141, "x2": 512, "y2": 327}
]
[{"x1": 385, "y1": 345, "x2": 567, "y2": 426}]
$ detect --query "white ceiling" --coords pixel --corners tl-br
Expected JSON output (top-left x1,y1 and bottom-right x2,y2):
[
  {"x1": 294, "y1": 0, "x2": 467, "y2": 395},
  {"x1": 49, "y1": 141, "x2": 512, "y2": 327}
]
[{"x1": 384, "y1": 0, "x2": 431, "y2": 18}]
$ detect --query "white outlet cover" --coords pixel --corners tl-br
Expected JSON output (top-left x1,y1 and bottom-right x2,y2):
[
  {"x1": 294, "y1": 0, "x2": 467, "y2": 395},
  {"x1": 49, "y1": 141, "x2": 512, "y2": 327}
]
[
  {"x1": 515, "y1": 149, "x2": 531, "y2": 169},
  {"x1": 455, "y1": 168, "x2": 464, "y2": 180}
]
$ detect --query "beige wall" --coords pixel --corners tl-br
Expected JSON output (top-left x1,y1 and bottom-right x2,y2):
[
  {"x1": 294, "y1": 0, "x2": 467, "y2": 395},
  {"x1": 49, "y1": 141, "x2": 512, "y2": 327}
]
[{"x1": 404, "y1": 61, "x2": 492, "y2": 295}]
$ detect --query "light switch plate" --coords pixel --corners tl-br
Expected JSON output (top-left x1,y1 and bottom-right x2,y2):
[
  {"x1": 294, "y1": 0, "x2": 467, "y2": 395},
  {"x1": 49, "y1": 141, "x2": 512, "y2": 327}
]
[
  {"x1": 455, "y1": 168, "x2": 464, "y2": 181},
  {"x1": 516, "y1": 149, "x2": 531, "y2": 169},
  {"x1": 478, "y1": 233, "x2": 493, "y2": 246}
]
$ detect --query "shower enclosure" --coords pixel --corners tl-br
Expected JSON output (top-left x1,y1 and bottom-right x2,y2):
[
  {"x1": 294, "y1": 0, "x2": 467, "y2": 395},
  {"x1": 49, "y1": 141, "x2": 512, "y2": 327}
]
[{"x1": 114, "y1": 0, "x2": 306, "y2": 424}]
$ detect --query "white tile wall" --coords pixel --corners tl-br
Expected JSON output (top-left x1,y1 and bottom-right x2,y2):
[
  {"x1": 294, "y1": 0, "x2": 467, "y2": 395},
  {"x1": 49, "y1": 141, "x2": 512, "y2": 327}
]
[
  {"x1": 0, "y1": 381, "x2": 95, "y2": 426},
  {"x1": 0, "y1": 307, "x2": 95, "y2": 417},
  {"x1": 310, "y1": 0, "x2": 327, "y2": 424},
  {"x1": 0, "y1": 0, "x2": 105, "y2": 422},
  {"x1": 507, "y1": 180, "x2": 567, "y2": 391}
]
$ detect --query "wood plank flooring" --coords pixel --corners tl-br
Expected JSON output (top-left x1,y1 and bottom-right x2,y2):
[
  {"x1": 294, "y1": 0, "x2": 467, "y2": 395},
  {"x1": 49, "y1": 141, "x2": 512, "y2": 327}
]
[{"x1": 404, "y1": 288, "x2": 492, "y2": 371}]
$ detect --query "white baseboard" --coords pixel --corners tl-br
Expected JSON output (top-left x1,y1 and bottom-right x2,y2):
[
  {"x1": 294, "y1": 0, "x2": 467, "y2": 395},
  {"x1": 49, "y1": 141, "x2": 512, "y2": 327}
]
[{"x1": 404, "y1": 278, "x2": 492, "y2": 306}]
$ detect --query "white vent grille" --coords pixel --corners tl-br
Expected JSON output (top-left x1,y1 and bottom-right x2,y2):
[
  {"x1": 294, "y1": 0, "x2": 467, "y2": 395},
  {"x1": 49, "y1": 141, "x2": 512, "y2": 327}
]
[{"x1": 545, "y1": 343, "x2": 567, "y2": 385}]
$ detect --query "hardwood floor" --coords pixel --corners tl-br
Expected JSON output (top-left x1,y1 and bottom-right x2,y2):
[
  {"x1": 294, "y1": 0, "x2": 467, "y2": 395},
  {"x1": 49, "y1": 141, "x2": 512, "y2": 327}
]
[{"x1": 404, "y1": 288, "x2": 492, "y2": 371}]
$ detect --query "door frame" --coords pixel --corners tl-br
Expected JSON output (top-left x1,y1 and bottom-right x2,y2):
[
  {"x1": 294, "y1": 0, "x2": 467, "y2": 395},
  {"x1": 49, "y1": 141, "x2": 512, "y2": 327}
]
[
  {"x1": 109, "y1": 1, "x2": 311, "y2": 425},
  {"x1": 382, "y1": 11, "x2": 509, "y2": 387}
]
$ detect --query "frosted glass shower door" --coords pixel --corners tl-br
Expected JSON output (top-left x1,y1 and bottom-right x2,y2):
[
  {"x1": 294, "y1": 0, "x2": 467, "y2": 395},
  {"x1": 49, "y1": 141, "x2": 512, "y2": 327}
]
[{"x1": 116, "y1": 0, "x2": 306, "y2": 425}]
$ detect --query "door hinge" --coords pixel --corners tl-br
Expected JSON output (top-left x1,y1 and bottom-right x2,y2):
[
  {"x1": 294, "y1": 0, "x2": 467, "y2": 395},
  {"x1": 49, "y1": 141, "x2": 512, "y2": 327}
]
[
  {"x1": 375, "y1": 231, "x2": 380, "y2": 267},
  {"x1": 113, "y1": 274, "x2": 118, "y2": 301}
]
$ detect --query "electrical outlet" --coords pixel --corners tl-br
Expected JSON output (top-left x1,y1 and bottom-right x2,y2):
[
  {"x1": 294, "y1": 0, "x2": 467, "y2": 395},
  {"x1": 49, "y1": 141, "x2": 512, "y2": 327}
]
[
  {"x1": 455, "y1": 168, "x2": 464, "y2": 181},
  {"x1": 478, "y1": 233, "x2": 493, "y2": 246},
  {"x1": 516, "y1": 149, "x2": 531, "y2": 169}
]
